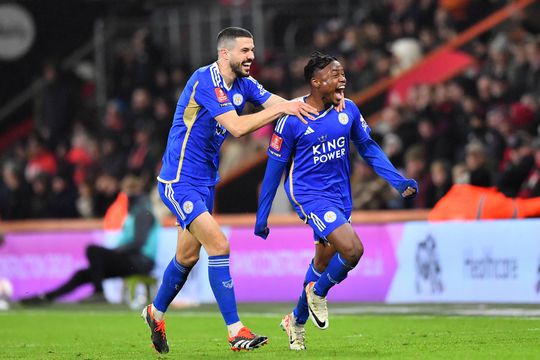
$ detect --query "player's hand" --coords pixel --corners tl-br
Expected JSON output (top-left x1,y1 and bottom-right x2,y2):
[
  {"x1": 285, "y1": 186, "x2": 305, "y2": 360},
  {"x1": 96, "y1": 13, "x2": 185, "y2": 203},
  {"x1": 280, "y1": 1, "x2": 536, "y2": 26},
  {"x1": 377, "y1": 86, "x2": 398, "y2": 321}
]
[
  {"x1": 399, "y1": 179, "x2": 418, "y2": 199},
  {"x1": 335, "y1": 96, "x2": 346, "y2": 112},
  {"x1": 281, "y1": 100, "x2": 318, "y2": 124},
  {"x1": 254, "y1": 221, "x2": 270, "y2": 240}
]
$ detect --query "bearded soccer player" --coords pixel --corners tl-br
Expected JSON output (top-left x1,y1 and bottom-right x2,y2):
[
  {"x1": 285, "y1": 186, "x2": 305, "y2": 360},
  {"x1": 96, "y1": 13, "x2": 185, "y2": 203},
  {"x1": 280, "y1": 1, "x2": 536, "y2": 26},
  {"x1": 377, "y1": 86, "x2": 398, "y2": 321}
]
[
  {"x1": 142, "y1": 27, "x2": 319, "y2": 353},
  {"x1": 254, "y1": 52, "x2": 418, "y2": 350}
]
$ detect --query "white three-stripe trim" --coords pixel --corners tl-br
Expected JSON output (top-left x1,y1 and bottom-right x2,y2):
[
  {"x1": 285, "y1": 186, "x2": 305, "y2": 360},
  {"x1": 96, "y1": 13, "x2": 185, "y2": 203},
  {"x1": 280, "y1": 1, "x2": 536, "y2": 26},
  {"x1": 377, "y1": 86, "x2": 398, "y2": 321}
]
[
  {"x1": 165, "y1": 184, "x2": 186, "y2": 220},
  {"x1": 275, "y1": 115, "x2": 289, "y2": 134},
  {"x1": 210, "y1": 63, "x2": 221, "y2": 87},
  {"x1": 208, "y1": 259, "x2": 229, "y2": 267},
  {"x1": 310, "y1": 213, "x2": 326, "y2": 232}
]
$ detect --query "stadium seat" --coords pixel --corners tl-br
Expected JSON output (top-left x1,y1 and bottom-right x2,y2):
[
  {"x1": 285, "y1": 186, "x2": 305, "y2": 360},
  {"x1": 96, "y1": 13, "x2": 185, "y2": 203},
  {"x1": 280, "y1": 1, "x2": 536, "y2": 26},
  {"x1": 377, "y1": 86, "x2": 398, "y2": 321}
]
[{"x1": 123, "y1": 275, "x2": 157, "y2": 309}]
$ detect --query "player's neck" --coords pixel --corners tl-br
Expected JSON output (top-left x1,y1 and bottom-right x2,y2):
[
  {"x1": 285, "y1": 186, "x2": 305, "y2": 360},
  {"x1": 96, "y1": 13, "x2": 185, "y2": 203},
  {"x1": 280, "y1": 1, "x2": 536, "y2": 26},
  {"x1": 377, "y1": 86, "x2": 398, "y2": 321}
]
[
  {"x1": 306, "y1": 94, "x2": 330, "y2": 112},
  {"x1": 216, "y1": 59, "x2": 236, "y2": 88}
]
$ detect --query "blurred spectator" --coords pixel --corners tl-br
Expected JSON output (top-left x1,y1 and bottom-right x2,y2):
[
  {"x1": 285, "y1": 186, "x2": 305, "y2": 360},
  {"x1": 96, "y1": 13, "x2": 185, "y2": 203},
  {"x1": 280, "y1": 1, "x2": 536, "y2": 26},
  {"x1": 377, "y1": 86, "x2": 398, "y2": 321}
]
[
  {"x1": 127, "y1": 125, "x2": 156, "y2": 184},
  {"x1": 519, "y1": 137, "x2": 540, "y2": 198},
  {"x1": 0, "y1": 161, "x2": 30, "y2": 220},
  {"x1": 76, "y1": 181, "x2": 95, "y2": 218},
  {"x1": 402, "y1": 145, "x2": 431, "y2": 208},
  {"x1": 28, "y1": 173, "x2": 51, "y2": 218},
  {"x1": 93, "y1": 174, "x2": 120, "y2": 216},
  {"x1": 464, "y1": 141, "x2": 492, "y2": 186},
  {"x1": 424, "y1": 160, "x2": 453, "y2": 208},
  {"x1": 34, "y1": 60, "x2": 80, "y2": 149},
  {"x1": 20, "y1": 175, "x2": 159, "y2": 304},
  {"x1": 25, "y1": 133, "x2": 57, "y2": 182},
  {"x1": 497, "y1": 132, "x2": 534, "y2": 197},
  {"x1": 49, "y1": 172, "x2": 79, "y2": 218},
  {"x1": 99, "y1": 136, "x2": 127, "y2": 180}
]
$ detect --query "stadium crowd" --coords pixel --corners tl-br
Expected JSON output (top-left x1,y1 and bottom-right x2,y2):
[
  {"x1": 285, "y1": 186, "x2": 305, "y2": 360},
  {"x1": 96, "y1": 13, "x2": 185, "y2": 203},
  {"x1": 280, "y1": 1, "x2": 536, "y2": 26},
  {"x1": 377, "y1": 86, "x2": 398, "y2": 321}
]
[{"x1": 1, "y1": 0, "x2": 539, "y2": 220}]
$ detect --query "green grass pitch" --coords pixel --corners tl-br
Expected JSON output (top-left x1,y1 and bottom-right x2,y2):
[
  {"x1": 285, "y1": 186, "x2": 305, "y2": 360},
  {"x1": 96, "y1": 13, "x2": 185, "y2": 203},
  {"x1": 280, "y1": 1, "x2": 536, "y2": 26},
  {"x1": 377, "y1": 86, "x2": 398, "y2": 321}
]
[{"x1": 1, "y1": 303, "x2": 538, "y2": 359}]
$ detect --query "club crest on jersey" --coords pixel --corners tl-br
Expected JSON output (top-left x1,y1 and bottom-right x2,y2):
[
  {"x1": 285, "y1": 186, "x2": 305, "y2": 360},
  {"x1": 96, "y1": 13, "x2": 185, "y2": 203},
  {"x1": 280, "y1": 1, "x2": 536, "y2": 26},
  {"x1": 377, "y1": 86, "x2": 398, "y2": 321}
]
[
  {"x1": 338, "y1": 113, "x2": 349, "y2": 125},
  {"x1": 214, "y1": 87, "x2": 229, "y2": 103},
  {"x1": 233, "y1": 93, "x2": 243, "y2": 106},
  {"x1": 324, "y1": 211, "x2": 337, "y2": 223},
  {"x1": 183, "y1": 201, "x2": 194, "y2": 214},
  {"x1": 270, "y1": 133, "x2": 283, "y2": 151}
]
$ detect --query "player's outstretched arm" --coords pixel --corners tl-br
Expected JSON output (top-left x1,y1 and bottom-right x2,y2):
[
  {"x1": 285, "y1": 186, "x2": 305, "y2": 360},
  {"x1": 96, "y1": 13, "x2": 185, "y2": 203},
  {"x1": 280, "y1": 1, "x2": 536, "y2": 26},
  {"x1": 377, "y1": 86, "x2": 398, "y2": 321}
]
[
  {"x1": 353, "y1": 137, "x2": 418, "y2": 198},
  {"x1": 216, "y1": 101, "x2": 317, "y2": 138},
  {"x1": 254, "y1": 157, "x2": 287, "y2": 239}
]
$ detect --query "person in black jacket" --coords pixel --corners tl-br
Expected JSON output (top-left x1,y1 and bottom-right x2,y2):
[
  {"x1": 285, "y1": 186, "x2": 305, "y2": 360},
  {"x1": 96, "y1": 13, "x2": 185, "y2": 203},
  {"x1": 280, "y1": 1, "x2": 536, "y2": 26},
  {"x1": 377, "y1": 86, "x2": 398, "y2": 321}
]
[{"x1": 20, "y1": 175, "x2": 159, "y2": 304}]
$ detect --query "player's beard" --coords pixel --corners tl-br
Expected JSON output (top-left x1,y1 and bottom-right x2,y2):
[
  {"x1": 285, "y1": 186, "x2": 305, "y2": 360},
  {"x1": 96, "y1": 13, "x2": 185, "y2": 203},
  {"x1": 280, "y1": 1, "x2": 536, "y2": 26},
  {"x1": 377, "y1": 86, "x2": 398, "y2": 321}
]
[{"x1": 231, "y1": 60, "x2": 250, "y2": 77}]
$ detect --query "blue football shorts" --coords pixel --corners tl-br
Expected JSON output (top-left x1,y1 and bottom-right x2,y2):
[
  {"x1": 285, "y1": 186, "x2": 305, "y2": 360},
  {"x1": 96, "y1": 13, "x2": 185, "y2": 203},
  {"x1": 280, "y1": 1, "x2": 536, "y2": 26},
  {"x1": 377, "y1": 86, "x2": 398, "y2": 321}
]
[
  {"x1": 291, "y1": 198, "x2": 352, "y2": 244},
  {"x1": 158, "y1": 181, "x2": 215, "y2": 229}
]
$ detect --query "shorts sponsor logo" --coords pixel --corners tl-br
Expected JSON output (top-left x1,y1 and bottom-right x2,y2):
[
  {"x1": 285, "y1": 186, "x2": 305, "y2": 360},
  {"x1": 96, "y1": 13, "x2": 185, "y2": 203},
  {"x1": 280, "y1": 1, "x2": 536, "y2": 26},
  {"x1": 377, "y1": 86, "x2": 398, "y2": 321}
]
[
  {"x1": 183, "y1": 201, "x2": 194, "y2": 214},
  {"x1": 214, "y1": 87, "x2": 229, "y2": 103},
  {"x1": 270, "y1": 133, "x2": 283, "y2": 151},
  {"x1": 338, "y1": 113, "x2": 349, "y2": 125},
  {"x1": 324, "y1": 211, "x2": 337, "y2": 223},
  {"x1": 233, "y1": 93, "x2": 243, "y2": 106}
]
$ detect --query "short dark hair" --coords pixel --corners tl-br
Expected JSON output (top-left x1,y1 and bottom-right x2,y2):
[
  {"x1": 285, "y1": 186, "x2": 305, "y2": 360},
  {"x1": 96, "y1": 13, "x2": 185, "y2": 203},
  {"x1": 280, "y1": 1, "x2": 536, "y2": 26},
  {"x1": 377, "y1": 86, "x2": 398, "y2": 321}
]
[
  {"x1": 217, "y1": 27, "x2": 253, "y2": 50},
  {"x1": 304, "y1": 51, "x2": 338, "y2": 83}
]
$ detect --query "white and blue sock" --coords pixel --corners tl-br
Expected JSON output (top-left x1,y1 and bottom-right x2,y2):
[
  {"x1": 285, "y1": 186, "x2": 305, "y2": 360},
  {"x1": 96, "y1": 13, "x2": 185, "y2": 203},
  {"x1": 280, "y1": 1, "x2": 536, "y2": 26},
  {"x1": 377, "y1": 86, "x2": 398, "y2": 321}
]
[
  {"x1": 293, "y1": 260, "x2": 321, "y2": 325},
  {"x1": 208, "y1": 255, "x2": 240, "y2": 325},
  {"x1": 314, "y1": 253, "x2": 355, "y2": 297},
  {"x1": 153, "y1": 256, "x2": 191, "y2": 313}
]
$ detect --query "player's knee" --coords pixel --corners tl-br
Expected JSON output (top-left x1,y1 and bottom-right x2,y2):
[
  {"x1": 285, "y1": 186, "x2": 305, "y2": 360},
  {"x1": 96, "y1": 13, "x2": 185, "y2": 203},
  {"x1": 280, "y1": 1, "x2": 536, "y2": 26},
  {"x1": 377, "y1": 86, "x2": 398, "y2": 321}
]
[
  {"x1": 176, "y1": 253, "x2": 199, "y2": 268},
  {"x1": 342, "y1": 238, "x2": 363, "y2": 267},
  {"x1": 210, "y1": 238, "x2": 230, "y2": 256},
  {"x1": 313, "y1": 257, "x2": 329, "y2": 273}
]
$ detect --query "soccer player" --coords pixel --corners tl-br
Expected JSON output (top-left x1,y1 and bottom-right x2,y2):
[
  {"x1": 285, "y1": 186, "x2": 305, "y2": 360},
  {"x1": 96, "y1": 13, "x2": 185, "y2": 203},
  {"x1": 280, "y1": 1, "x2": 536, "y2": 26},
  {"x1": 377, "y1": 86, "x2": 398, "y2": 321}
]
[
  {"x1": 141, "y1": 27, "x2": 319, "y2": 354},
  {"x1": 254, "y1": 52, "x2": 418, "y2": 350}
]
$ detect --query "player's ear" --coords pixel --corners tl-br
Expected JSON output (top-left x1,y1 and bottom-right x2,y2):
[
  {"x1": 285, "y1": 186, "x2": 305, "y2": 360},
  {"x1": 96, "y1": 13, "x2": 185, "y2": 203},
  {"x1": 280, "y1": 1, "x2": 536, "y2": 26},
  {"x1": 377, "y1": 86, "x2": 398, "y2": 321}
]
[
  {"x1": 219, "y1": 47, "x2": 229, "y2": 59},
  {"x1": 311, "y1": 78, "x2": 320, "y2": 88}
]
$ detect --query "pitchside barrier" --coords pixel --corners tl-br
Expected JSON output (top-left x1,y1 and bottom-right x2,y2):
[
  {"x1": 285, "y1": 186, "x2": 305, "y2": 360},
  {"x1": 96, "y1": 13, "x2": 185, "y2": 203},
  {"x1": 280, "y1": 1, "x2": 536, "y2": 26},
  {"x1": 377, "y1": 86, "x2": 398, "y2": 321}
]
[{"x1": 2, "y1": 213, "x2": 540, "y2": 304}]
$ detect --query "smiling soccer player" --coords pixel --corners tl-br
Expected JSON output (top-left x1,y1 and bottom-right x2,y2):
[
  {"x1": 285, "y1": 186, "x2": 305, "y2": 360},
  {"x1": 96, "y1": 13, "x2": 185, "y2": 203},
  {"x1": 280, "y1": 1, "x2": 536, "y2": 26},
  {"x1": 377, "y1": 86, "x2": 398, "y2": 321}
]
[{"x1": 255, "y1": 51, "x2": 418, "y2": 350}]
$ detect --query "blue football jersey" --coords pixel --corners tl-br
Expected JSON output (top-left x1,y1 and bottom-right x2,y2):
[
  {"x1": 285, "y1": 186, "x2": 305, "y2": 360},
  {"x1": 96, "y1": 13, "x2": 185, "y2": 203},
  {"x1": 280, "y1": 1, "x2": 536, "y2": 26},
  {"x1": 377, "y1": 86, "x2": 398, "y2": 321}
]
[
  {"x1": 158, "y1": 62, "x2": 272, "y2": 185},
  {"x1": 267, "y1": 98, "x2": 370, "y2": 210}
]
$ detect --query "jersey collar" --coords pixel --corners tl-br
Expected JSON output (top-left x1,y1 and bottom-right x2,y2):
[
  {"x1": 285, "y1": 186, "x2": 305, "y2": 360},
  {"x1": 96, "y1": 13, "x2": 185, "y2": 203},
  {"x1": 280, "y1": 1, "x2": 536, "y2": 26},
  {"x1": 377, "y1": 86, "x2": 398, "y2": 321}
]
[
  {"x1": 301, "y1": 94, "x2": 334, "y2": 120},
  {"x1": 214, "y1": 62, "x2": 234, "y2": 91}
]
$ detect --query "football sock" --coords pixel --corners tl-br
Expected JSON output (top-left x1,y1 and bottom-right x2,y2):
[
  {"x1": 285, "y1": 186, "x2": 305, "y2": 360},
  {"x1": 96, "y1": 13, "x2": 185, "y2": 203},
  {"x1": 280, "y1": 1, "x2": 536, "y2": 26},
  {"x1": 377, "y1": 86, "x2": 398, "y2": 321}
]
[
  {"x1": 153, "y1": 256, "x2": 191, "y2": 313},
  {"x1": 227, "y1": 321, "x2": 245, "y2": 337},
  {"x1": 208, "y1": 255, "x2": 240, "y2": 325},
  {"x1": 151, "y1": 304, "x2": 165, "y2": 321},
  {"x1": 293, "y1": 260, "x2": 322, "y2": 325},
  {"x1": 314, "y1": 253, "x2": 355, "y2": 297}
]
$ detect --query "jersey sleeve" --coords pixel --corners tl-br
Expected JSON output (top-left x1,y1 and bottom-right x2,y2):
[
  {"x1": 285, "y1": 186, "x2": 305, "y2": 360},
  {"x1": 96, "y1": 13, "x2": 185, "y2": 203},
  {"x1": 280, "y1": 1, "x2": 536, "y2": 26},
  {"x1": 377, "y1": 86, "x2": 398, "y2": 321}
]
[
  {"x1": 244, "y1": 76, "x2": 272, "y2": 106},
  {"x1": 267, "y1": 115, "x2": 297, "y2": 163},
  {"x1": 349, "y1": 100, "x2": 371, "y2": 143},
  {"x1": 194, "y1": 78, "x2": 236, "y2": 118}
]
